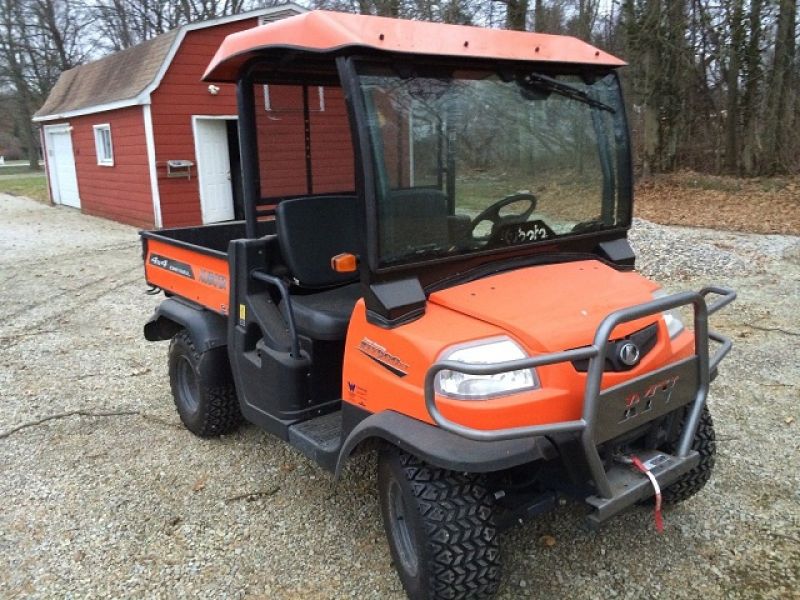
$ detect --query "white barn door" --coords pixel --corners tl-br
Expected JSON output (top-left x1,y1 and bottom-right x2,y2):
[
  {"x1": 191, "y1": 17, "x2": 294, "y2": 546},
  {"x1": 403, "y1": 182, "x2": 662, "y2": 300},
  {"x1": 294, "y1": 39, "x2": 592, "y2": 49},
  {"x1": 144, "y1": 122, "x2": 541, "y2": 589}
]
[
  {"x1": 194, "y1": 117, "x2": 235, "y2": 224},
  {"x1": 45, "y1": 125, "x2": 81, "y2": 208}
]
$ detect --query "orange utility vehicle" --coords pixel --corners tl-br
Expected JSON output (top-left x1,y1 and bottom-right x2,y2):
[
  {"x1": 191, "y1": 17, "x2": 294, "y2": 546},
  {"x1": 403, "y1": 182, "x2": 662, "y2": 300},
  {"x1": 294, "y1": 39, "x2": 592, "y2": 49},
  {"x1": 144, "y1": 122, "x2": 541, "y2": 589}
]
[{"x1": 141, "y1": 12, "x2": 735, "y2": 599}]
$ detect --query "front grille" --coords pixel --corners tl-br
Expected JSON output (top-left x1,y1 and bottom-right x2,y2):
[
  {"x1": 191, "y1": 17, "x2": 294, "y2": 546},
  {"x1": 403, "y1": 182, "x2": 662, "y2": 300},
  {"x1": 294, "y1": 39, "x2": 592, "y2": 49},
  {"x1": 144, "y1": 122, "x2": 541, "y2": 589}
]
[{"x1": 571, "y1": 322, "x2": 659, "y2": 372}]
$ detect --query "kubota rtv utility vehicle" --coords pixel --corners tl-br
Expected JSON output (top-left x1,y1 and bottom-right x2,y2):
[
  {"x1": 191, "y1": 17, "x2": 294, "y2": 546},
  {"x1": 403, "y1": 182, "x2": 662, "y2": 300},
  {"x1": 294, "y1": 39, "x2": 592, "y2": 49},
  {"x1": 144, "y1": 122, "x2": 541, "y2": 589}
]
[{"x1": 141, "y1": 11, "x2": 736, "y2": 599}]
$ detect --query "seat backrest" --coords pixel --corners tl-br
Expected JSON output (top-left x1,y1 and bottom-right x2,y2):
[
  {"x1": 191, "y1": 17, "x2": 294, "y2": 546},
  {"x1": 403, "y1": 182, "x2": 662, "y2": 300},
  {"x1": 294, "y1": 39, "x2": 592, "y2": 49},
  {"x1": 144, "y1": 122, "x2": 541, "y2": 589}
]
[
  {"x1": 380, "y1": 188, "x2": 449, "y2": 258},
  {"x1": 275, "y1": 195, "x2": 360, "y2": 288}
]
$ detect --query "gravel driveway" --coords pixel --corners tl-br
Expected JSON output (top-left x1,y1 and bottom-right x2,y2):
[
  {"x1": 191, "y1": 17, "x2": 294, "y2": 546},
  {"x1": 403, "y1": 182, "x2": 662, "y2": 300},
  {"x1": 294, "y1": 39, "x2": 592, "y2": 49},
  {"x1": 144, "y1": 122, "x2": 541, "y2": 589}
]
[{"x1": 1, "y1": 193, "x2": 798, "y2": 599}]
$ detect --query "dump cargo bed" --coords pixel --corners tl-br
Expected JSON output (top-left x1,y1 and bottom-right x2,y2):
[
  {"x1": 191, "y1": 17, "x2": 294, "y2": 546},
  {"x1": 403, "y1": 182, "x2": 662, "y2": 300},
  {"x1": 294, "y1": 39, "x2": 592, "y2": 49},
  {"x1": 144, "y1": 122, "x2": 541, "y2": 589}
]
[{"x1": 141, "y1": 220, "x2": 275, "y2": 316}]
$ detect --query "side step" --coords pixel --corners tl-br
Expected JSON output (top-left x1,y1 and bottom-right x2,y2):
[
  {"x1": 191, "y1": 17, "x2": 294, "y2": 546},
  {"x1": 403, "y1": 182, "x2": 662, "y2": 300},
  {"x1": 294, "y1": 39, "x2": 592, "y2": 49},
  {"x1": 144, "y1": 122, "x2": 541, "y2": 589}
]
[
  {"x1": 288, "y1": 410, "x2": 343, "y2": 472},
  {"x1": 585, "y1": 449, "x2": 700, "y2": 529}
]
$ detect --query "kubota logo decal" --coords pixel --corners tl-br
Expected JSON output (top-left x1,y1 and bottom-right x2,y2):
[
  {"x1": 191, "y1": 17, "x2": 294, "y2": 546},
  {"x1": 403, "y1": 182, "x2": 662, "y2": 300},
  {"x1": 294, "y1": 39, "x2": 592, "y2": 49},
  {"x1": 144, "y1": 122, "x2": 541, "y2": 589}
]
[
  {"x1": 618, "y1": 341, "x2": 641, "y2": 366},
  {"x1": 358, "y1": 338, "x2": 409, "y2": 377}
]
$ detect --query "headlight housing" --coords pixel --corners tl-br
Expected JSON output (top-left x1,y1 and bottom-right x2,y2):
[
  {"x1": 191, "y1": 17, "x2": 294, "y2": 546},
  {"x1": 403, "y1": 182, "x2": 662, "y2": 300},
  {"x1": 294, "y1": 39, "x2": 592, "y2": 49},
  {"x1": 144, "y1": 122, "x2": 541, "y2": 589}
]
[
  {"x1": 652, "y1": 289, "x2": 686, "y2": 339},
  {"x1": 435, "y1": 336, "x2": 540, "y2": 400}
]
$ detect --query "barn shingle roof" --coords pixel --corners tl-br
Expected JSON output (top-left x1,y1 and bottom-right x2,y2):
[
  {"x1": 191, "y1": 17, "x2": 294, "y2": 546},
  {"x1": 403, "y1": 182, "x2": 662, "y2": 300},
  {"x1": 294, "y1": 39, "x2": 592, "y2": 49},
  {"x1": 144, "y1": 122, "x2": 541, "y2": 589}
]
[
  {"x1": 33, "y1": 4, "x2": 305, "y2": 121},
  {"x1": 34, "y1": 31, "x2": 178, "y2": 120}
]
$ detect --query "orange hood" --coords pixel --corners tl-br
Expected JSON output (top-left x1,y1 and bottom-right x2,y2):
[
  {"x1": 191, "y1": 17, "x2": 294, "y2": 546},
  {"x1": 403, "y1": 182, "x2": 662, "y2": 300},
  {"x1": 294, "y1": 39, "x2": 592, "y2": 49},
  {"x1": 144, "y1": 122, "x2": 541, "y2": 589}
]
[{"x1": 428, "y1": 260, "x2": 660, "y2": 353}]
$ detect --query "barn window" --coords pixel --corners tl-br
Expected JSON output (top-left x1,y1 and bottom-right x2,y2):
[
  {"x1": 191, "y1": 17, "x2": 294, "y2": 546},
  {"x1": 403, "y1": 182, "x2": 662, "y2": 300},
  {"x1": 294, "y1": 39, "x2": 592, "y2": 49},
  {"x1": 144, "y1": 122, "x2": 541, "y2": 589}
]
[{"x1": 93, "y1": 124, "x2": 114, "y2": 166}]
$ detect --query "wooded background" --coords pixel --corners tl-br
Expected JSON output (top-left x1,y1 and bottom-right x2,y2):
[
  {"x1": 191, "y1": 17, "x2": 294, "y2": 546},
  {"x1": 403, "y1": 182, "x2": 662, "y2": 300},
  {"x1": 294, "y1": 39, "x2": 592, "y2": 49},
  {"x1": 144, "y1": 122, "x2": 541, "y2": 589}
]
[{"x1": 1, "y1": 0, "x2": 797, "y2": 178}]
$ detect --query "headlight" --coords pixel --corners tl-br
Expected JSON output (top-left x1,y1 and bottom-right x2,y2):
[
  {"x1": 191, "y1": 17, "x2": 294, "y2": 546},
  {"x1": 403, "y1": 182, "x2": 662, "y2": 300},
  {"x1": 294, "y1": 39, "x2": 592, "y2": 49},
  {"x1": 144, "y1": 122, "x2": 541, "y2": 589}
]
[
  {"x1": 652, "y1": 289, "x2": 686, "y2": 339},
  {"x1": 435, "y1": 336, "x2": 540, "y2": 400}
]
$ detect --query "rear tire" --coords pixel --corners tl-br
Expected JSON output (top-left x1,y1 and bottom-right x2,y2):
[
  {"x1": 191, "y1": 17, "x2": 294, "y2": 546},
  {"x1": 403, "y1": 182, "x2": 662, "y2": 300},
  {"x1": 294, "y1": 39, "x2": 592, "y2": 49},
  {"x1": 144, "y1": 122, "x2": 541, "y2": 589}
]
[
  {"x1": 377, "y1": 446, "x2": 501, "y2": 600},
  {"x1": 168, "y1": 330, "x2": 241, "y2": 437},
  {"x1": 660, "y1": 405, "x2": 716, "y2": 505}
]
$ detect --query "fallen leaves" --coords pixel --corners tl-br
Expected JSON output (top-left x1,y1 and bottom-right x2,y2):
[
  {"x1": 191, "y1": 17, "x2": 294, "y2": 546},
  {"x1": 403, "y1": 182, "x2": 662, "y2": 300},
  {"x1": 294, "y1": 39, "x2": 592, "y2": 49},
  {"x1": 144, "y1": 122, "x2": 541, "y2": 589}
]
[
  {"x1": 635, "y1": 171, "x2": 800, "y2": 235},
  {"x1": 539, "y1": 534, "x2": 557, "y2": 547},
  {"x1": 192, "y1": 474, "x2": 208, "y2": 492}
]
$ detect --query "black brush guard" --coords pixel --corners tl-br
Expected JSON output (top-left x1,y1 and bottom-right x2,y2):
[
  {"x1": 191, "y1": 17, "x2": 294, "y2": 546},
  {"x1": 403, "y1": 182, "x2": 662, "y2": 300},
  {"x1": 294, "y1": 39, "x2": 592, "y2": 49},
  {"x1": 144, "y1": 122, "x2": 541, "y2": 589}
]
[{"x1": 424, "y1": 286, "x2": 736, "y2": 526}]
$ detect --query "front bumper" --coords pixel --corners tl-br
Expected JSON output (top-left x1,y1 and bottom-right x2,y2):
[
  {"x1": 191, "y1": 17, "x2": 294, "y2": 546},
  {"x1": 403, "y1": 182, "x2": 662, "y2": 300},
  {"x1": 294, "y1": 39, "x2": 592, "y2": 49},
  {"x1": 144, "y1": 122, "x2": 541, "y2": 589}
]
[{"x1": 423, "y1": 285, "x2": 736, "y2": 524}]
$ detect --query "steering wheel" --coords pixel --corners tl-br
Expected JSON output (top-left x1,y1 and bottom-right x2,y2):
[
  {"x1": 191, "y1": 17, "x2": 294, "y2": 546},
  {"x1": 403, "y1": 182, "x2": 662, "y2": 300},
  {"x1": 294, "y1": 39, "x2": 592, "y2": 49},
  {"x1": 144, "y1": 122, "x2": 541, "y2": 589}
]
[{"x1": 470, "y1": 193, "x2": 537, "y2": 237}]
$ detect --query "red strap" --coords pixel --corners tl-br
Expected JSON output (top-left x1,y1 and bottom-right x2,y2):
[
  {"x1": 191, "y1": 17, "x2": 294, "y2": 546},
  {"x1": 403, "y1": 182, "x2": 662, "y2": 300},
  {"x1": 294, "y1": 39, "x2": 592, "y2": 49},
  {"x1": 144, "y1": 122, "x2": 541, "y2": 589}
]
[{"x1": 630, "y1": 455, "x2": 664, "y2": 534}]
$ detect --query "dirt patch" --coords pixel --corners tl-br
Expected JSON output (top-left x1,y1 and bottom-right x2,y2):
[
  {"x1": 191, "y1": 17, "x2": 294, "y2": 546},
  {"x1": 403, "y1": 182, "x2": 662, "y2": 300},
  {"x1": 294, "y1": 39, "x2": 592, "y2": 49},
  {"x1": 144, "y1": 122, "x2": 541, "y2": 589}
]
[{"x1": 635, "y1": 171, "x2": 800, "y2": 235}]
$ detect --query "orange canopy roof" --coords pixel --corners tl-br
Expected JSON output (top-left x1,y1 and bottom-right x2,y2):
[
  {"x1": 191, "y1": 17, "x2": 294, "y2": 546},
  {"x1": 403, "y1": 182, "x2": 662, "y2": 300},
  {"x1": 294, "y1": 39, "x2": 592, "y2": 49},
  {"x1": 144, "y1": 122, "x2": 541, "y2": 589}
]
[{"x1": 203, "y1": 10, "x2": 625, "y2": 82}]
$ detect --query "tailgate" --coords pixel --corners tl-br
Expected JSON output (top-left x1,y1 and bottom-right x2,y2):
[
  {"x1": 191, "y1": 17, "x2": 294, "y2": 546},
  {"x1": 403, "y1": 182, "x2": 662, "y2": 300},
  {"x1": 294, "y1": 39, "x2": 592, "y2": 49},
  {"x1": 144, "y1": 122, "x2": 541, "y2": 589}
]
[{"x1": 143, "y1": 236, "x2": 230, "y2": 316}]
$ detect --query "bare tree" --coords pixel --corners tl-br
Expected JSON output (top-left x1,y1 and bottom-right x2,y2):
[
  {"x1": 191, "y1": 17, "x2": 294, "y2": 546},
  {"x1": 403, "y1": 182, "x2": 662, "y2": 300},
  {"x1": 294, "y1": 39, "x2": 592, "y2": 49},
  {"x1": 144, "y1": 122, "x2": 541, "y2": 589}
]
[
  {"x1": 0, "y1": 0, "x2": 37, "y2": 168},
  {"x1": 2, "y1": 0, "x2": 798, "y2": 177},
  {"x1": 723, "y1": 0, "x2": 744, "y2": 173},
  {"x1": 89, "y1": 0, "x2": 269, "y2": 51},
  {"x1": 762, "y1": 0, "x2": 797, "y2": 174},
  {"x1": 0, "y1": 0, "x2": 89, "y2": 167},
  {"x1": 739, "y1": 0, "x2": 764, "y2": 176},
  {"x1": 504, "y1": 0, "x2": 529, "y2": 30}
]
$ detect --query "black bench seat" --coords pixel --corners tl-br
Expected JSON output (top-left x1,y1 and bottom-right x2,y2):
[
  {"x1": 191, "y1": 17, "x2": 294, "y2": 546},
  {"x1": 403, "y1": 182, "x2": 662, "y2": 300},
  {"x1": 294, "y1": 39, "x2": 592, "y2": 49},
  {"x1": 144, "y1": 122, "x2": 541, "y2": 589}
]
[
  {"x1": 275, "y1": 195, "x2": 362, "y2": 341},
  {"x1": 280, "y1": 283, "x2": 361, "y2": 341}
]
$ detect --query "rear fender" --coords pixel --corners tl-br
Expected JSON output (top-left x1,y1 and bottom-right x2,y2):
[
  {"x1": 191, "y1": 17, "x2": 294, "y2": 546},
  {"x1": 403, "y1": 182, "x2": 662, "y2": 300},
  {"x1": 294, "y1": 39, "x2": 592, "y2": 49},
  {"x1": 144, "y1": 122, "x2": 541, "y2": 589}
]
[{"x1": 144, "y1": 297, "x2": 228, "y2": 352}]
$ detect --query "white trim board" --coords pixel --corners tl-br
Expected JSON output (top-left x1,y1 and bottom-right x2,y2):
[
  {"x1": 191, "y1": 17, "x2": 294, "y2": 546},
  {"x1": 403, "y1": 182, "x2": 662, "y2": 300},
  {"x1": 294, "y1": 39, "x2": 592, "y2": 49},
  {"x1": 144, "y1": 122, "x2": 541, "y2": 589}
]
[
  {"x1": 143, "y1": 104, "x2": 163, "y2": 228},
  {"x1": 41, "y1": 124, "x2": 62, "y2": 206}
]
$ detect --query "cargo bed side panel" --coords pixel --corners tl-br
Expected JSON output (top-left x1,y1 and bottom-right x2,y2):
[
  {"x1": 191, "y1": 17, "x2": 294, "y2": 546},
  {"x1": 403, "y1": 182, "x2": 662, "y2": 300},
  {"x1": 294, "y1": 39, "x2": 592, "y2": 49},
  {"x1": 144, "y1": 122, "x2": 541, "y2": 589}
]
[{"x1": 144, "y1": 238, "x2": 230, "y2": 315}]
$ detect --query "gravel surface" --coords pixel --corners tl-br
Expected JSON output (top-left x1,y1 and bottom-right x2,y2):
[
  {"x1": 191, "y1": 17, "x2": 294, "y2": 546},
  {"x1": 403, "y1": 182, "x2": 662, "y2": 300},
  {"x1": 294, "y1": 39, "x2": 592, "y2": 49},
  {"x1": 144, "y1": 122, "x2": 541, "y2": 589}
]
[{"x1": 1, "y1": 194, "x2": 798, "y2": 599}]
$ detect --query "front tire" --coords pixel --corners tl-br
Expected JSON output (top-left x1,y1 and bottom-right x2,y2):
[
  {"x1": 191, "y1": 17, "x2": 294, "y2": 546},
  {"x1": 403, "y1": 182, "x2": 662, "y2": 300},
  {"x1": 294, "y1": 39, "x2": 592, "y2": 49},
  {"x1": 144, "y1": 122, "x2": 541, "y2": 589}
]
[
  {"x1": 168, "y1": 330, "x2": 241, "y2": 437},
  {"x1": 377, "y1": 447, "x2": 501, "y2": 600},
  {"x1": 660, "y1": 405, "x2": 716, "y2": 505}
]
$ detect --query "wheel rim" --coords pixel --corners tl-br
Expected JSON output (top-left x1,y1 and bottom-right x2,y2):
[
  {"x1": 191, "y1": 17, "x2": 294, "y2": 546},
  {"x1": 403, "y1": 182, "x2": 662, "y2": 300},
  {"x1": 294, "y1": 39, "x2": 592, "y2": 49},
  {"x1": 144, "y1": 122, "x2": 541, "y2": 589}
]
[
  {"x1": 176, "y1": 355, "x2": 200, "y2": 414},
  {"x1": 387, "y1": 479, "x2": 419, "y2": 577}
]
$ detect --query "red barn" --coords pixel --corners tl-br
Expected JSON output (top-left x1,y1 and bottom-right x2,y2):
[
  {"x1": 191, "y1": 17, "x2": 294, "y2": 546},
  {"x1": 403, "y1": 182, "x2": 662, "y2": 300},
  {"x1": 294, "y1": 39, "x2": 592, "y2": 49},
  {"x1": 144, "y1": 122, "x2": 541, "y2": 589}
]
[{"x1": 33, "y1": 4, "x2": 355, "y2": 229}]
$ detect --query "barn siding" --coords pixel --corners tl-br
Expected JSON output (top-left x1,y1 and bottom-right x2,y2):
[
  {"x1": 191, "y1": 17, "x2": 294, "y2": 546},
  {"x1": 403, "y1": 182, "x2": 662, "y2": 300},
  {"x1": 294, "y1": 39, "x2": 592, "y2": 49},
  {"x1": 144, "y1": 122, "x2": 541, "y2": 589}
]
[
  {"x1": 309, "y1": 87, "x2": 355, "y2": 194},
  {"x1": 55, "y1": 106, "x2": 154, "y2": 228},
  {"x1": 257, "y1": 85, "x2": 306, "y2": 198},
  {"x1": 257, "y1": 85, "x2": 355, "y2": 197},
  {"x1": 47, "y1": 16, "x2": 356, "y2": 230},
  {"x1": 151, "y1": 19, "x2": 256, "y2": 228},
  {"x1": 152, "y1": 19, "x2": 355, "y2": 228}
]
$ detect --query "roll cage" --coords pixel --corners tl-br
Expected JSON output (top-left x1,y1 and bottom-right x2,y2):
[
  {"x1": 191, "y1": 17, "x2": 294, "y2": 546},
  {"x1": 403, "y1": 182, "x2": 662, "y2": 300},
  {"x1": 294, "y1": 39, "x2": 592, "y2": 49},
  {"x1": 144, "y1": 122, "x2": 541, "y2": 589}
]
[{"x1": 232, "y1": 49, "x2": 634, "y2": 327}]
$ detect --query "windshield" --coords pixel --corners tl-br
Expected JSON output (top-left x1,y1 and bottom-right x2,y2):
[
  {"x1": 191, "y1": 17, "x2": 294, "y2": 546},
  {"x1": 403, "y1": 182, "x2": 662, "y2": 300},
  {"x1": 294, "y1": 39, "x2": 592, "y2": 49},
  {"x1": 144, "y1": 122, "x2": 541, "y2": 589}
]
[{"x1": 355, "y1": 64, "x2": 631, "y2": 267}]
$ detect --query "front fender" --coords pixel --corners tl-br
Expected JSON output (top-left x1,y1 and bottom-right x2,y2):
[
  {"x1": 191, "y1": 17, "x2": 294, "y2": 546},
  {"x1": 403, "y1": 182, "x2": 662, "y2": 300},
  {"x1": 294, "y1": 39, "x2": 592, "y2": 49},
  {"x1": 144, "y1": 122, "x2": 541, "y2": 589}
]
[{"x1": 335, "y1": 409, "x2": 556, "y2": 478}]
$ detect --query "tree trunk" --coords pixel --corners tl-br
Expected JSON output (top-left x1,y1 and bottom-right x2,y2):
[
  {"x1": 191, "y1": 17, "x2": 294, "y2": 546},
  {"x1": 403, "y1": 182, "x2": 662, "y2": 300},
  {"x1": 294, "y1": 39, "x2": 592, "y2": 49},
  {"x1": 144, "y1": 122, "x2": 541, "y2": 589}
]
[
  {"x1": 658, "y1": 0, "x2": 686, "y2": 172},
  {"x1": 739, "y1": 0, "x2": 763, "y2": 176},
  {"x1": 724, "y1": 0, "x2": 744, "y2": 174},
  {"x1": 506, "y1": 0, "x2": 528, "y2": 31},
  {"x1": 576, "y1": 0, "x2": 595, "y2": 40},
  {"x1": 762, "y1": 0, "x2": 796, "y2": 174},
  {"x1": 640, "y1": 0, "x2": 661, "y2": 178},
  {"x1": 533, "y1": 0, "x2": 544, "y2": 31}
]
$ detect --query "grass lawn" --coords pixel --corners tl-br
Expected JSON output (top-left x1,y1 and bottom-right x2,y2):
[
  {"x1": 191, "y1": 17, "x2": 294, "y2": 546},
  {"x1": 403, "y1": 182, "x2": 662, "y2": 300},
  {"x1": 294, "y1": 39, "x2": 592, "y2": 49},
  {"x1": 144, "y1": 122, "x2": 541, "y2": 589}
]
[
  {"x1": 0, "y1": 173, "x2": 49, "y2": 203},
  {"x1": 0, "y1": 165, "x2": 44, "y2": 176}
]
